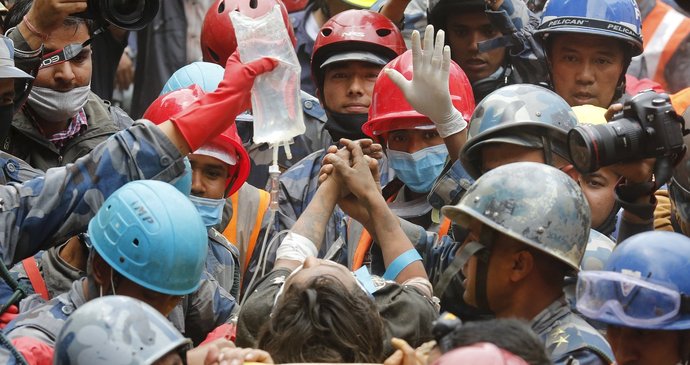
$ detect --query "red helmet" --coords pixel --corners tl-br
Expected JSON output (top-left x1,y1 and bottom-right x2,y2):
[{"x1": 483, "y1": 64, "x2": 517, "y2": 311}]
[
  {"x1": 310, "y1": 10, "x2": 406, "y2": 91},
  {"x1": 282, "y1": 0, "x2": 308, "y2": 12},
  {"x1": 143, "y1": 84, "x2": 250, "y2": 196},
  {"x1": 362, "y1": 50, "x2": 475, "y2": 138},
  {"x1": 200, "y1": 0, "x2": 297, "y2": 66}
]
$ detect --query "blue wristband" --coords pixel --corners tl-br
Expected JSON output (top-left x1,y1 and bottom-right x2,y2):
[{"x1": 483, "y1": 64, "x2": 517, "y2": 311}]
[{"x1": 383, "y1": 249, "x2": 422, "y2": 281}]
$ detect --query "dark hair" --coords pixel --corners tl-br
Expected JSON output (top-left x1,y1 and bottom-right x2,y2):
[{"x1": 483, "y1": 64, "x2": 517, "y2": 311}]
[
  {"x1": 438, "y1": 318, "x2": 552, "y2": 365},
  {"x1": 257, "y1": 275, "x2": 385, "y2": 363},
  {"x1": 4, "y1": 0, "x2": 94, "y2": 36}
]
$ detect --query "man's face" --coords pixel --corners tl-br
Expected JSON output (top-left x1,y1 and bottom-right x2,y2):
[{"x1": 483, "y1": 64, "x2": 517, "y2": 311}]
[
  {"x1": 446, "y1": 11, "x2": 505, "y2": 83},
  {"x1": 189, "y1": 154, "x2": 230, "y2": 199},
  {"x1": 34, "y1": 23, "x2": 92, "y2": 91},
  {"x1": 460, "y1": 220, "x2": 518, "y2": 312},
  {"x1": 385, "y1": 128, "x2": 443, "y2": 154},
  {"x1": 578, "y1": 167, "x2": 619, "y2": 229},
  {"x1": 607, "y1": 325, "x2": 682, "y2": 365},
  {"x1": 0, "y1": 79, "x2": 14, "y2": 106},
  {"x1": 115, "y1": 278, "x2": 183, "y2": 317},
  {"x1": 321, "y1": 61, "x2": 381, "y2": 114},
  {"x1": 549, "y1": 34, "x2": 626, "y2": 108}
]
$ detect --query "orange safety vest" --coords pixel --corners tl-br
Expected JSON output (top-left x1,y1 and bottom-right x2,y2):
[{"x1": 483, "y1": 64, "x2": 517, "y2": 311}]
[
  {"x1": 222, "y1": 189, "x2": 271, "y2": 276},
  {"x1": 640, "y1": 0, "x2": 690, "y2": 90},
  {"x1": 671, "y1": 87, "x2": 690, "y2": 115}
]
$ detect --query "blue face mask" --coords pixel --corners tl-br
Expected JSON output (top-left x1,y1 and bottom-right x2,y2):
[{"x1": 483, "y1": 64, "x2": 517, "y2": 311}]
[
  {"x1": 171, "y1": 157, "x2": 192, "y2": 196},
  {"x1": 387, "y1": 144, "x2": 448, "y2": 193},
  {"x1": 189, "y1": 195, "x2": 225, "y2": 227}
]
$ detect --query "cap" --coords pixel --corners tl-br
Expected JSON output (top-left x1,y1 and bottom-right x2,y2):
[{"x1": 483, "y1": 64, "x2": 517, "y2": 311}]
[
  {"x1": 0, "y1": 36, "x2": 33, "y2": 79},
  {"x1": 320, "y1": 51, "x2": 388, "y2": 69}
]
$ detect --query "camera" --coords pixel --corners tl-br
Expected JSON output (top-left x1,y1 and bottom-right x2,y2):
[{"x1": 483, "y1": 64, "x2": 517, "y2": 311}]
[
  {"x1": 568, "y1": 91, "x2": 686, "y2": 173},
  {"x1": 76, "y1": 0, "x2": 160, "y2": 30}
]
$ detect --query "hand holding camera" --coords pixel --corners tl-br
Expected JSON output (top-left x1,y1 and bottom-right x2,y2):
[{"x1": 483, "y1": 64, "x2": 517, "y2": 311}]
[{"x1": 568, "y1": 91, "x2": 687, "y2": 188}]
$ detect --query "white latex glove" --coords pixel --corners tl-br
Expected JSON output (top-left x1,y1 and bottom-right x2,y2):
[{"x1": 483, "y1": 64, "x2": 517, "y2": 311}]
[{"x1": 384, "y1": 24, "x2": 468, "y2": 138}]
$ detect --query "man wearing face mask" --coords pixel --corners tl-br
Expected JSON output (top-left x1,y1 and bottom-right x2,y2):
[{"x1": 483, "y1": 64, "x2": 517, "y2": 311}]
[
  {"x1": 143, "y1": 85, "x2": 248, "y2": 299},
  {"x1": 0, "y1": 0, "x2": 133, "y2": 172},
  {"x1": 340, "y1": 48, "x2": 474, "y2": 272}
]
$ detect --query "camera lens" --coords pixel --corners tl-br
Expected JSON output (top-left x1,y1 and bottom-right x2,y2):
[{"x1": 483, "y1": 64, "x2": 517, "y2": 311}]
[
  {"x1": 568, "y1": 121, "x2": 644, "y2": 173},
  {"x1": 112, "y1": 0, "x2": 143, "y2": 16}
]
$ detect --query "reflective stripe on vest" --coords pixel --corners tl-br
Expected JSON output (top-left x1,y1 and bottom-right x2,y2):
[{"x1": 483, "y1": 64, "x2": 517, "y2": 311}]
[
  {"x1": 640, "y1": 1, "x2": 690, "y2": 89},
  {"x1": 21, "y1": 257, "x2": 49, "y2": 301}
]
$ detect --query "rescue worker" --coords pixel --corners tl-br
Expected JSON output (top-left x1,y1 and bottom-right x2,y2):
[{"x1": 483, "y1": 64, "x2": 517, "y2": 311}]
[
  {"x1": 2, "y1": 180, "x2": 210, "y2": 362},
  {"x1": 533, "y1": 0, "x2": 644, "y2": 108},
  {"x1": 628, "y1": 0, "x2": 690, "y2": 93},
  {"x1": 143, "y1": 85, "x2": 245, "y2": 298},
  {"x1": 53, "y1": 296, "x2": 194, "y2": 364},
  {"x1": 340, "y1": 44, "x2": 474, "y2": 272},
  {"x1": 157, "y1": 62, "x2": 274, "y2": 294},
  {"x1": 576, "y1": 231, "x2": 690, "y2": 365},
  {"x1": 200, "y1": 0, "x2": 333, "y2": 188},
  {"x1": 441, "y1": 162, "x2": 614, "y2": 364},
  {"x1": 288, "y1": 0, "x2": 378, "y2": 94},
  {"x1": 383, "y1": 0, "x2": 546, "y2": 101},
  {"x1": 2, "y1": 0, "x2": 134, "y2": 171},
  {"x1": 273, "y1": 10, "x2": 405, "y2": 262}
]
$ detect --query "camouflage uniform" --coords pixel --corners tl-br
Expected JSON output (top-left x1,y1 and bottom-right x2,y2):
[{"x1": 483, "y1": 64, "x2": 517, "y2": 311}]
[
  {"x1": 0, "y1": 120, "x2": 187, "y2": 267},
  {"x1": 238, "y1": 92, "x2": 332, "y2": 189},
  {"x1": 532, "y1": 297, "x2": 615, "y2": 365},
  {"x1": 1, "y1": 273, "x2": 236, "y2": 360},
  {"x1": 205, "y1": 228, "x2": 241, "y2": 298}
]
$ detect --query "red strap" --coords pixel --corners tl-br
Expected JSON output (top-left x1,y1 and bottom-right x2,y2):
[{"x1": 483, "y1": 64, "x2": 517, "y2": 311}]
[{"x1": 21, "y1": 257, "x2": 49, "y2": 301}]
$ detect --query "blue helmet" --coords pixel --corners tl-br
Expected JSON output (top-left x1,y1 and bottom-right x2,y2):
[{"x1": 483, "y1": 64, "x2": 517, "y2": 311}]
[
  {"x1": 160, "y1": 62, "x2": 224, "y2": 95},
  {"x1": 87, "y1": 180, "x2": 208, "y2": 296},
  {"x1": 577, "y1": 231, "x2": 690, "y2": 330},
  {"x1": 535, "y1": 0, "x2": 643, "y2": 56},
  {"x1": 54, "y1": 296, "x2": 191, "y2": 365}
]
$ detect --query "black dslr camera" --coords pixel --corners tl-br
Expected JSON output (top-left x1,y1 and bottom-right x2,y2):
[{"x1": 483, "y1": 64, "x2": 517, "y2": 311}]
[
  {"x1": 568, "y1": 91, "x2": 686, "y2": 173},
  {"x1": 77, "y1": 0, "x2": 160, "y2": 30}
]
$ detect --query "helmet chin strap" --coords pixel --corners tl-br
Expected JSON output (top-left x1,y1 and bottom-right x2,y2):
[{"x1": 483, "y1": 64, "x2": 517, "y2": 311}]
[{"x1": 456, "y1": 228, "x2": 495, "y2": 311}]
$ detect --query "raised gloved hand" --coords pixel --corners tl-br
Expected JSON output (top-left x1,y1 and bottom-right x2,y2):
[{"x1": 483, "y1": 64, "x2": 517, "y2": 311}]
[
  {"x1": 169, "y1": 52, "x2": 277, "y2": 151},
  {"x1": 384, "y1": 25, "x2": 467, "y2": 138}
]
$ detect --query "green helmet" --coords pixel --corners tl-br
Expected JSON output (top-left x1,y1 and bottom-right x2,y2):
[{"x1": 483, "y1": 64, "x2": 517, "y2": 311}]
[
  {"x1": 460, "y1": 84, "x2": 578, "y2": 179},
  {"x1": 442, "y1": 162, "x2": 590, "y2": 272}
]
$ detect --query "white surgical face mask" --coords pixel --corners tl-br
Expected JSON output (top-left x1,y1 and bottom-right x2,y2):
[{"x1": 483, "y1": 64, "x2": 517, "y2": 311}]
[{"x1": 27, "y1": 85, "x2": 90, "y2": 122}]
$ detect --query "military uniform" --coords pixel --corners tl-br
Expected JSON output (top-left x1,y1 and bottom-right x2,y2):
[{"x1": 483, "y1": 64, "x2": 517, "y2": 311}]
[
  {"x1": 1, "y1": 272, "x2": 236, "y2": 360},
  {"x1": 238, "y1": 92, "x2": 332, "y2": 189},
  {"x1": 532, "y1": 297, "x2": 614, "y2": 365},
  {"x1": 0, "y1": 120, "x2": 187, "y2": 267}
]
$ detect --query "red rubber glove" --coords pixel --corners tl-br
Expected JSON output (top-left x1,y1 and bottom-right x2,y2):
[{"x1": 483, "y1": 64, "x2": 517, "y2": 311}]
[
  {"x1": 169, "y1": 51, "x2": 277, "y2": 151},
  {"x1": 11, "y1": 337, "x2": 54, "y2": 365},
  {"x1": 200, "y1": 323, "x2": 237, "y2": 345},
  {"x1": 0, "y1": 304, "x2": 18, "y2": 329}
]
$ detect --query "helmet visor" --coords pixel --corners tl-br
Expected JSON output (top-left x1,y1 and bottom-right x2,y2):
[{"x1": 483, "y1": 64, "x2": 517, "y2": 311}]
[{"x1": 576, "y1": 271, "x2": 683, "y2": 327}]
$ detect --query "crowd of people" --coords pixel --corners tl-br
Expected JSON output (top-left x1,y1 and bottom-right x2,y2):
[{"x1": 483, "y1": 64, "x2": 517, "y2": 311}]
[{"x1": 0, "y1": 0, "x2": 687, "y2": 363}]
